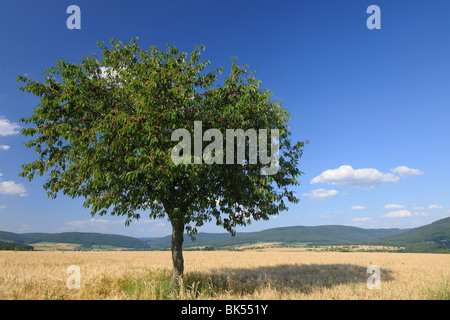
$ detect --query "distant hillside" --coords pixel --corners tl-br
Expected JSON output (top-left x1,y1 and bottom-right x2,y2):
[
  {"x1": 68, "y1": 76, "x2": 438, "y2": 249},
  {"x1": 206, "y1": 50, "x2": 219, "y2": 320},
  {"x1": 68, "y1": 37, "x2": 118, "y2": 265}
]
[
  {"x1": 379, "y1": 217, "x2": 450, "y2": 244},
  {"x1": 141, "y1": 225, "x2": 407, "y2": 249},
  {"x1": 0, "y1": 239, "x2": 33, "y2": 251},
  {"x1": 142, "y1": 219, "x2": 449, "y2": 252},
  {"x1": 0, "y1": 231, "x2": 149, "y2": 250},
  {"x1": 1, "y1": 217, "x2": 448, "y2": 253}
]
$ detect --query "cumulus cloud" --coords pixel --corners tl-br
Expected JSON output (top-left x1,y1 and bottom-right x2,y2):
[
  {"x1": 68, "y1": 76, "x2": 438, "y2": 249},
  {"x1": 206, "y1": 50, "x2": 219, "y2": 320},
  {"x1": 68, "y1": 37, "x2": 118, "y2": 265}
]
[
  {"x1": 384, "y1": 204, "x2": 405, "y2": 209},
  {"x1": 0, "y1": 118, "x2": 20, "y2": 136},
  {"x1": 391, "y1": 166, "x2": 424, "y2": 177},
  {"x1": 311, "y1": 165, "x2": 399, "y2": 189},
  {"x1": 428, "y1": 204, "x2": 443, "y2": 209},
  {"x1": 383, "y1": 210, "x2": 412, "y2": 218},
  {"x1": 0, "y1": 178, "x2": 27, "y2": 196},
  {"x1": 351, "y1": 206, "x2": 366, "y2": 210},
  {"x1": 303, "y1": 188, "x2": 338, "y2": 200},
  {"x1": 0, "y1": 145, "x2": 10, "y2": 151}
]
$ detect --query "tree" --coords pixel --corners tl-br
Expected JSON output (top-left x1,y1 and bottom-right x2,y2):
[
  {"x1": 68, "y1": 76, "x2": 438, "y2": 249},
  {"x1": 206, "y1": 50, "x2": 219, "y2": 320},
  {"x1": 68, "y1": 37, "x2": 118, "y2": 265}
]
[{"x1": 17, "y1": 38, "x2": 307, "y2": 290}]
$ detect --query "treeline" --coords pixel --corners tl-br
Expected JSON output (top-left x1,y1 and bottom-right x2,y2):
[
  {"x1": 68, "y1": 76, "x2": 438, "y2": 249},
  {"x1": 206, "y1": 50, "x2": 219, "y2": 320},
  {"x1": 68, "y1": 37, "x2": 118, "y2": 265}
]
[
  {"x1": 0, "y1": 240, "x2": 33, "y2": 251},
  {"x1": 397, "y1": 242, "x2": 449, "y2": 254}
]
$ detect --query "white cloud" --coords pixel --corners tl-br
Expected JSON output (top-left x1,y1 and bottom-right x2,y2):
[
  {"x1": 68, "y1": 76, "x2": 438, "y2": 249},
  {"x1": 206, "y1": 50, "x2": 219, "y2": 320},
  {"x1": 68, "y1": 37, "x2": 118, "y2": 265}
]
[
  {"x1": 384, "y1": 204, "x2": 405, "y2": 209},
  {"x1": 64, "y1": 218, "x2": 166, "y2": 230},
  {"x1": 0, "y1": 145, "x2": 10, "y2": 151},
  {"x1": 428, "y1": 204, "x2": 443, "y2": 209},
  {"x1": 319, "y1": 210, "x2": 342, "y2": 219},
  {"x1": 65, "y1": 218, "x2": 126, "y2": 228},
  {"x1": 154, "y1": 222, "x2": 166, "y2": 227},
  {"x1": 391, "y1": 166, "x2": 424, "y2": 177},
  {"x1": 351, "y1": 206, "x2": 366, "y2": 210},
  {"x1": 311, "y1": 165, "x2": 399, "y2": 189},
  {"x1": 18, "y1": 224, "x2": 31, "y2": 232},
  {"x1": 62, "y1": 218, "x2": 125, "y2": 233},
  {"x1": 383, "y1": 210, "x2": 412, "y2": 218},
  {"x1": 0, "y1": 180, "x2": 27, "y2": 196},
  {"x1": 303, "y1": 188, "x2": 338, "y2": 200},
  {"x1": 351, "y1": 217, "x2": 372, "y2": 222},
  {"x1": 134, "y1": 219, "x2": 153, "y2": 224},
  {"x1": 133, "y1": 219, "x2": 167, "y2": 227},
  {"x1": 0, "y1": 118, "x2": 20, "y2": 136},
  {"x1": 413, "y1": 212, "x2": 429, "y2": 216}
]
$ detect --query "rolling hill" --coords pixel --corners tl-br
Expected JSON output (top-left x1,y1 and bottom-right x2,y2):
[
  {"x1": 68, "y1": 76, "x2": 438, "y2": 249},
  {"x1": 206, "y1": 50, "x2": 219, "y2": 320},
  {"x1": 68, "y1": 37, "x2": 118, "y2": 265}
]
[
  {"x1": 141, "y1": 225, "x2": 407, "y2": 249},
  {"x1": 0, "y1": 217, "x2": 448, "y2": 252},
  {"x1": 0, "y1": 231, "x2": 149, "y2": 250},
  {"x1": 375, "y1": 216, "x2": 450, "y2": 244},
  {"x1": 0, "y1": 239, "x2": 33, "y2": 251}
]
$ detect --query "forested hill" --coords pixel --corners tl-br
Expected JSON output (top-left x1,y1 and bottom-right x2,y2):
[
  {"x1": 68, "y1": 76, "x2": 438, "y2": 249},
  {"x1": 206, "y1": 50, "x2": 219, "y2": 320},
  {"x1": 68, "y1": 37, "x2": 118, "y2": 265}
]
[
  {"x1": 0, "y1": 217, "x2": 448, "y2": 252},
  {"x1": 0, "y1": 231, "x2": 149, "y2": 250},
  {"x1": 141, "y1": 225, "x2": 407, "y2": 249},
  {"x1": 377, "y1": 216, "x2": 450, "y2": 244}
]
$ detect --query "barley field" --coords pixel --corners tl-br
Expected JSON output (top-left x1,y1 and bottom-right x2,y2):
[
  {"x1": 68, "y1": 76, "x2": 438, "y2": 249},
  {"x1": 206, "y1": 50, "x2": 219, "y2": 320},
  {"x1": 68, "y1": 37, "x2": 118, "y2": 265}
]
[{"x1": 0, "y1": 250, "x2": 448, "y2": 300}]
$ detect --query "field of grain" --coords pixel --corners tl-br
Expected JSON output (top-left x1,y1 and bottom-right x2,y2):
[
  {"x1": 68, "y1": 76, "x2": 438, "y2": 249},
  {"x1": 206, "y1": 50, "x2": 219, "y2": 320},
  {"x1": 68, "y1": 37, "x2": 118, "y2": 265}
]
[{"x1": 0, "y1": 250, "x2": 448, "y2": 300}]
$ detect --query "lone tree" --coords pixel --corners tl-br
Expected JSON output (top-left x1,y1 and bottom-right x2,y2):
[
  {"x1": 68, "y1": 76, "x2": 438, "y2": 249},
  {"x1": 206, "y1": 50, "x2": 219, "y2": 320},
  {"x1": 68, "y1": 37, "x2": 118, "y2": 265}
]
[{"x1": 17, "y1": 38, "x2": 306, "y2": 290}]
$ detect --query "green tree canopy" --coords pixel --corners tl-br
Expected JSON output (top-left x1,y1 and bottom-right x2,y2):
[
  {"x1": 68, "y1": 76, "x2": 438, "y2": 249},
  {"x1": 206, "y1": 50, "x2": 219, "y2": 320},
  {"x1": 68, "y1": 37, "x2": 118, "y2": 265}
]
[{"x1": 17, "y1": 38, "x2": 307, "y2": 288}]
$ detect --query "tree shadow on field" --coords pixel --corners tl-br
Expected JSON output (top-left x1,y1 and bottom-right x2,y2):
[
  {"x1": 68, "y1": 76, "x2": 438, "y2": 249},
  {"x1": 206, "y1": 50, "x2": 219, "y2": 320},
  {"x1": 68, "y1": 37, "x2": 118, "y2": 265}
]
[{"x1": 186, "y1": 264, "x2": 395, "y2": 296}]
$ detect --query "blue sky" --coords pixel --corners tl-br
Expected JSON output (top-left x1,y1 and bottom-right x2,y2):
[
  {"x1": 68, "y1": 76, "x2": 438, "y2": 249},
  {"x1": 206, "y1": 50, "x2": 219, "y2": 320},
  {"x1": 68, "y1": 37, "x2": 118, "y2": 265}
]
[{"x1": 0, "y1": 0, "x2": 449, "y2": 237}]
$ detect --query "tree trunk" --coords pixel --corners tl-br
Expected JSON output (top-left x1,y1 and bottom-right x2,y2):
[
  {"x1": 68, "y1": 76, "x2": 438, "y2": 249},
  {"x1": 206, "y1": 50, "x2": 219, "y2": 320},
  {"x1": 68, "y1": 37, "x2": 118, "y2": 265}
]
[{"x1": 169, "y1": 218, "x2": 184, "y2": 292}]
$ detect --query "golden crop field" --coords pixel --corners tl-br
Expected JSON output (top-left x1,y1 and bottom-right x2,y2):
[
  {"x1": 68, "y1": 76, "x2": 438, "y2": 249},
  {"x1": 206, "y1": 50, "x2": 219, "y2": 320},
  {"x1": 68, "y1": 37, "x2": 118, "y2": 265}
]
[{"x1": 0, "y1": 250, "x2": 448, "y2": 300}]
